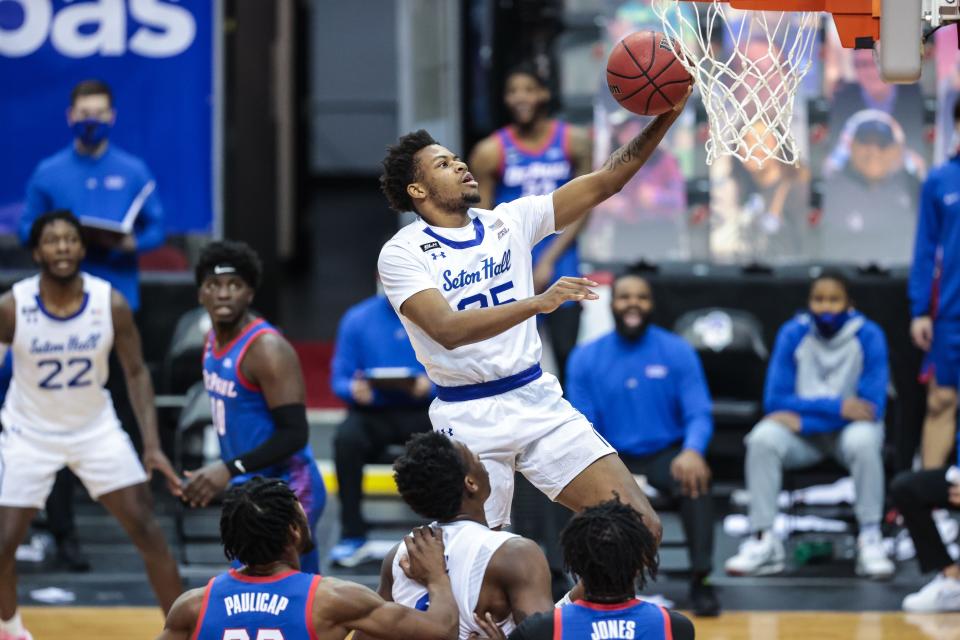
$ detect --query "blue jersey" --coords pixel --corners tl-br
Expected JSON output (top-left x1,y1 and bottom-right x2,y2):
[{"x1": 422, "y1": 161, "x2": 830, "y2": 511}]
[
  {"x1": 202, "y1": 318, "x2": 326, "y2": 572},
  {"x1": 494, "y1": 120, "x2": 579, "y2": 280},
  {"x1": 194, "y1": 569, "x2": 321, "y2": 640},
  {"x1": 556, "y1": 599, "x2": 672, "y2": 640}
]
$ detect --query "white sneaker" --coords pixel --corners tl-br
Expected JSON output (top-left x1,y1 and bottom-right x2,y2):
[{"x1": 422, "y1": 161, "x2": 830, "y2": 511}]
[
  {"x1": 725, "y1": 531, "x2": 785, "y2": 576},
  {"x1": 856, "y1": 534, "x2": 894, "y2": 579},
  {"x1": 903, "y1": 573, "x2": 960, "y2": 612},
  {"x1": 0, "y1": 630, "x2": 33, "y2": 640}
]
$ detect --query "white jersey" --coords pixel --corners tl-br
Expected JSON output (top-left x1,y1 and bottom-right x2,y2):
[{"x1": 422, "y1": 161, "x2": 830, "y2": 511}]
[
  {"x1": 1, "y1": 273, "x2": 118, "y2": 433},
  {"x1": 392, "y1": 520, "x2": 519, "y2": 639},
  {"x1": 378, "y1": 194, "x2": 556, "y2": 387}
]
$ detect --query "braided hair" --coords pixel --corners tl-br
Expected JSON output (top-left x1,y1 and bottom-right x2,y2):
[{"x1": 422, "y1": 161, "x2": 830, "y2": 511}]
[
  {"x1": 220, "y1": 477, "x2": 302, "y2": 567},
  {"x1": 560, "y1": 498, "x2": 660, "y2": 601}
]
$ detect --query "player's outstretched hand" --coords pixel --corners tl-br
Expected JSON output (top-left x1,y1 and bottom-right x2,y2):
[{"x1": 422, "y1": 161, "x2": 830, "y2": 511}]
[
  {"x1": 182, "y1": 461, "x2": 232, "y2": 508},
  {"x1": 468, "y1": 612, "x2": 509, "y2": 640},
  {"x1": 536, "y1": 277, "x2": 599, "y2": 314},
  {"x1": 400, "y1": 525, "x2": 447, "y2": 586},
  {"x1": 143, "y1": 447, "x2": 183, "y2": 497}
]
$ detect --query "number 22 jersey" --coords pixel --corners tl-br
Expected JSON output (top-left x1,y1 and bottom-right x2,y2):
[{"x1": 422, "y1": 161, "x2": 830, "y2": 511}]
[{"x1": 378, "y1": 194, "x2": 557, "y2": 388}]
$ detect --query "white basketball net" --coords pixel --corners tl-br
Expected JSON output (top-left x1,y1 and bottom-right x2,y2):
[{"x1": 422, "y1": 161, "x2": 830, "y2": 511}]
[{"x1": 653, "y1": 0, "x2": 820, "y2": 166}]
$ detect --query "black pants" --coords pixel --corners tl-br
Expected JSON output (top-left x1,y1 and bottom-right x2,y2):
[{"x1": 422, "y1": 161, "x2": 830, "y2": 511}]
[
  {"x1": 334, "y1": 407, "x2": 432, "y2": 538},
  {"x1": 542, "y1": 304, "x2": 581, "y2": 388},
  {"x1": 621, "y1": 444, "x2": 715, "y2": 576},
  {"x1": 890, "y1": 468, "x2": 955, "y2": 574}
]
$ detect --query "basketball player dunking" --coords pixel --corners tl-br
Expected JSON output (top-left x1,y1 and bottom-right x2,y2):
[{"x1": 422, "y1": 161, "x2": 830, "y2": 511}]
[
  {"x1": 0, "y1": 211, "x2": 183, "y2": 640},
  {"x1": 377, "y1": 89, "x2": 690, "y2": 546}
]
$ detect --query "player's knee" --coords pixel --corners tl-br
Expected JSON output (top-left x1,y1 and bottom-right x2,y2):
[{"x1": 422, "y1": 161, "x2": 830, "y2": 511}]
[
  {"x1": 839, "y1": 423, "x2": 882, "y2": 461},
  {"x1": 927, "y1": 386, "x2": 958, "y2": 417},
  {"x1": 889, "y1": 471, "x2": 918, "y2": 506},
  {"x1": 745, "y1": 420, "x2": 787, "y2": 458}
]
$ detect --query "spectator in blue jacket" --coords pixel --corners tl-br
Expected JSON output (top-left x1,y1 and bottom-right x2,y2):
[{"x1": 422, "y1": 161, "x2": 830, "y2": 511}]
[
  {"x1": 725, "y1": 272, "x2": 893, "y2": 580},
  {"x1": 566, "y1": 272, "x2": 719, "y2": 617},
  {"x1": 21, "y1": 79, "x2": 165, "y2": 312},
  {"x1": 328, "y1": 291, "x2": 433, "y2": 567},
  {"x1": 909, "y1": 98, "x2": 960, "y2": 470}
]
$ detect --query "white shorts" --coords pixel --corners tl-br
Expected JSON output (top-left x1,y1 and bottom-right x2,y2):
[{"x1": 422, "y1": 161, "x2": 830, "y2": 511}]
[
  {"x1": 0, "y1": 421, "x2": 148, "y2": 508},
  {"x1": 429, "y1": 372, "x2": 615, "y2": 528}
]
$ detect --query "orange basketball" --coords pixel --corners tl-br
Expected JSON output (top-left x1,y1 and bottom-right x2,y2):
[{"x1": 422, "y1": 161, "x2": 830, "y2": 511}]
[{"x1": 606, "y1": 30, "x2": 693, "y2": 116}]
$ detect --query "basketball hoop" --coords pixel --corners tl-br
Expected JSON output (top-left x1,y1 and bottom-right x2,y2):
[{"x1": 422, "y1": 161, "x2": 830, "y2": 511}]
[{"x1": 653, "y1": 0, "x2": 821, "y2": 166}]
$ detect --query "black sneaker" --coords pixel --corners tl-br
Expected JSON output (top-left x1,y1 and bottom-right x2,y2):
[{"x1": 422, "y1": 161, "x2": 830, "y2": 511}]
[
  {"x1": 55, "y1": 536, "x2": 91, "y2": 573},
  {"x1": 689, "y1": 580, "x2": 720, "y2": 617}
]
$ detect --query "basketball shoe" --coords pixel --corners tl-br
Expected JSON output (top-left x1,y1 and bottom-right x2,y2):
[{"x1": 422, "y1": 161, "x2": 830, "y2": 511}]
[{"x1": 724, "y1": 530, "x2": 785, "y2": 576}]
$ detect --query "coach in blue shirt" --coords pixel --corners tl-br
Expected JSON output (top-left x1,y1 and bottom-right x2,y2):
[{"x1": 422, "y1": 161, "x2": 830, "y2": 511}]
[
  {"x1": 566, "y1": 272, "x2": 718, "y2": 616},
  {"x1": 21, "y1": 79, "x2": 165, "y2": 312},
  {"x1": 328, "y1": 291, "x2": 433, "y2": 566}
]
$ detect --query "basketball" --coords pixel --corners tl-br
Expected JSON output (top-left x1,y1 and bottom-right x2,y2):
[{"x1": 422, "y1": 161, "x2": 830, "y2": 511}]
[{"x1": 606, "y1": 30, "x2": 692, "y2": 116}]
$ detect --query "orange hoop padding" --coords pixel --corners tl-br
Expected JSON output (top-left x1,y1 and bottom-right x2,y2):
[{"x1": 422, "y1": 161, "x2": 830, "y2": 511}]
[{"x1": 676, "y1": 0, "x2": 880, "y2": 48}]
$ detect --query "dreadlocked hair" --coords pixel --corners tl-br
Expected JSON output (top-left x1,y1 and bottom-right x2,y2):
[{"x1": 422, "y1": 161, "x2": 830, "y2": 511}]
[
  {"x1": 561, "y1": 497, "x2": 660, "y2": 600},
  {"x1": 380, "y1": 129, "x2": 438, "y2": 213},
  {"x1": 194, "y1": 239, "x2": 263, "y2": 289},
  {"x1": 220, "y1": 477, "x2": 301, "y2": 567},
  {"x1": 393, "y1": 431, "x2": 467, "y2": 521}
]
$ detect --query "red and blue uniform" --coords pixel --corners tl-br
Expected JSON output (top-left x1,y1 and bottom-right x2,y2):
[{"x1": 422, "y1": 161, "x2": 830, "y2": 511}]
[
  {"x1": 494, "y1": 120, "x2": 578, "y2": 284},
  {"x1": 192, "y1": 569, "x2": 321, "y2": 640},
  {"x1": 509, "y1": 598, "x2": 692, "y2": 640},
  {"x1": 203, "y1": 319, "x2": 326, "y2": 573}
]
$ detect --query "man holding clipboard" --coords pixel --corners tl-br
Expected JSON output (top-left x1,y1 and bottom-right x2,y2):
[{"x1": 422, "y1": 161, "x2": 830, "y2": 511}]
[
  {"x1": 329, "y1": 289, "x2": 434, "y2": 567},
  {"x1": 16, "y1": 79, "x2": 165, "y2": 573}
]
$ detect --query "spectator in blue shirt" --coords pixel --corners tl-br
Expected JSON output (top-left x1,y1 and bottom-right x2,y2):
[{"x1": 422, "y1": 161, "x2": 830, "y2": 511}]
[
  {"x1": 909, "y1": 99, "x2": 960, "y2": 470},
  {"x1": 566, "y1": 272, "x2": 719, "y2": 617},
  {"x1": 328, "y1": 291, "x2": 433, "y2": 566},
  {"x1": 725, "y1": 272, "x2": 893, "y2": 580},
  {"x1": 21, "y1": 79, "x2": 165, "y2": 312}
]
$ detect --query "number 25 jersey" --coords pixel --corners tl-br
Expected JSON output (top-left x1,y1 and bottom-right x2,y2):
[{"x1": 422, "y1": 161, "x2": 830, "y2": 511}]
[
  {"x1": 378, "y1": 194, "x2": 557, "y2": 388},
  {"x1": 1, "y1": 273, "x2": 117, "y2": 433}
]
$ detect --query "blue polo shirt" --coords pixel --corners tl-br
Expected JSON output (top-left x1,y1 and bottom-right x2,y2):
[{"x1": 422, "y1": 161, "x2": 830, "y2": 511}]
[
  {"x1": 566, "y1": 326, "x2": 714, "y2": 456},
  {"x1": 22, "y1": 144, "x2": 166, "y2": 311},
  {"x1": 330, "y1": 295, "x2": 433, "y2": 408}
]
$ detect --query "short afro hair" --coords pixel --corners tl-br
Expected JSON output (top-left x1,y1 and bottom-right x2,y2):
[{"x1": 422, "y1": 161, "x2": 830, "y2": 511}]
[
  {"x1": 195, "y1": 240, "x2": 263, "y2": 290},
  {"x1": 28, "y1": 210, "x2": 85, "y2": 250},
  {"x1": 71, "y1": 79, "x2": 113, "y2": 107},
  {"x1": 505, "y1": 61, "x2": 548, "y2": 89},
  {"x1": 393, "y1": 431, "x2": 468, "y2": 521},
  {"x1": 811, "y1": 268, "x2": 852, "y2": 301},
  {"x1": 380, "y1": 129, "x2": 438, "y2": 213}
]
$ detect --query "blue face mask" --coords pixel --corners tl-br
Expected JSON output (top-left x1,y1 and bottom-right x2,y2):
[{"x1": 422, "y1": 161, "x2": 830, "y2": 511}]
[
  {"x1": 813, "y1": 310, "x2": 851, "y2": 338},
  {"x1": 71, "y1": 119, "x2": 111, "y2": 147}
]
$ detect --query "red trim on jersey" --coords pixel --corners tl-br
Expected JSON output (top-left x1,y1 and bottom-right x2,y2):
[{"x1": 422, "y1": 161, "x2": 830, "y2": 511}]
[
  {"x1": 235, "y1": 327, "x2": 279, "y2": 391},
  {"x1": 573, "y1": 598, "x2": 641, "y2": 611},
  {"x1": 659, "y1": 605, "x2": 673, "y2": 640},
  {"x1": 189, "y1": 577, "x2": 216, "y2": 640},
  {"x1": 305, "y1": 574, "x2": 323, "y2": 640},
  {"x1": 211, "y1": 318, "x2": 267, "y2": 359},
  {"x1": 505, "y1": 119, "x2": 559, "y2": 156},
  {"x1": 227, "y1": 568, "x2": 298, "y2": 583},
  {"x1": 552, "y1": 606, "x2": 563, "y2": 640}
]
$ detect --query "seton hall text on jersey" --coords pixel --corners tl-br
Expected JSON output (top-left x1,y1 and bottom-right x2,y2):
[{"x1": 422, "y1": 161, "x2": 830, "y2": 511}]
[
  {"x1": 591, "y1": 619, "x2": 637, "y2": 640},
  {"x1": 203, "y1": 370, "x2": 238, "y2": 398},
  {"x1": 442, "y1": 249, "x2": 512, "y2": 292},
  {"x1": 223, "y1": 592, "x2": 290, "y2": 617},
  {"x1": 502, "y1": 161, "x2": 570, "y2": 186},
  {"x1": 29, "y1": 334, "x2": 101, "y2": 355}
]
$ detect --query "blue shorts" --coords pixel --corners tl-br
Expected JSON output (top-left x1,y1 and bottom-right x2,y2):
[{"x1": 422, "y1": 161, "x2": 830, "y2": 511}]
[{"x1": 930, "y1": 320, "x2": 960, "y2": 388}]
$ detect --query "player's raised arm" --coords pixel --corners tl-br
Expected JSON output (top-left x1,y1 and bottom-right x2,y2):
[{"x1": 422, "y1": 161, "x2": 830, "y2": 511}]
[
  {"x1": 155, "y1": 587, "x2": 206, "y2": 640},
  {"x1": 111, "y1": 289, "x2": 182, "y2": 496},
  {"x1": 315, "y1": 527, "x2": 459, "y2": 640},
  {"x1": 551, "y1": 88, "x2": 690, "y2": 231},
  {"x1": 0, "y1": 292, "x2": 15, "y2": 345}
]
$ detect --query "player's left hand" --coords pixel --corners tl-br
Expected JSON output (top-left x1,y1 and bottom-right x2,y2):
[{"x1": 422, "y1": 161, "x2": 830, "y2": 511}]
[
  {"x1": 468, "y1": 612, "x2": 508, "y2": 640},
  {"x1": 182, "y1": 461, "x2": 232, "y2": 508},
  {"x1": 949, "y1": 484, "x2": 960, "y2": 507},
  {"x1": 142, "y1": 447, "x2": 182, "y2": 497},
  {"x1": 670, "y1": 448, "x2": 711, "y2": 499}
]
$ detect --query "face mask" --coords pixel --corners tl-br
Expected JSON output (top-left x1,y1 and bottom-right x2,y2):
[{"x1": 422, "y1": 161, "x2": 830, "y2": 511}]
[
  {"x1": 813, "y1": 310, "x2": 851, "y2": 339},
  {"x1": 71, "y1": 119, "x2": 111, "y2": 147}
]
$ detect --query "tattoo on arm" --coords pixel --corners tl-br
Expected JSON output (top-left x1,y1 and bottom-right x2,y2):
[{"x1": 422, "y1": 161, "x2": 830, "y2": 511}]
[{"x1": 602, "y1": 131, "x2": 651, "y2": 172}]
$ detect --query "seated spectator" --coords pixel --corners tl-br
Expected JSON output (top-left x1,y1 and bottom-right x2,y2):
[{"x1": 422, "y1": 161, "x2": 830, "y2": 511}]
[
  {"x1": 328, "y1": 290, "x2": 433, "y2": 566},
  {"x1": 566, "y1": 271, "x2": 719, "y2": 617},
  {"x1": 725, "y1": 271, "x2": 893, "y2": 579},
  {"x1": 891, "y1": 452, "x2": 960, "y2": 612}
]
